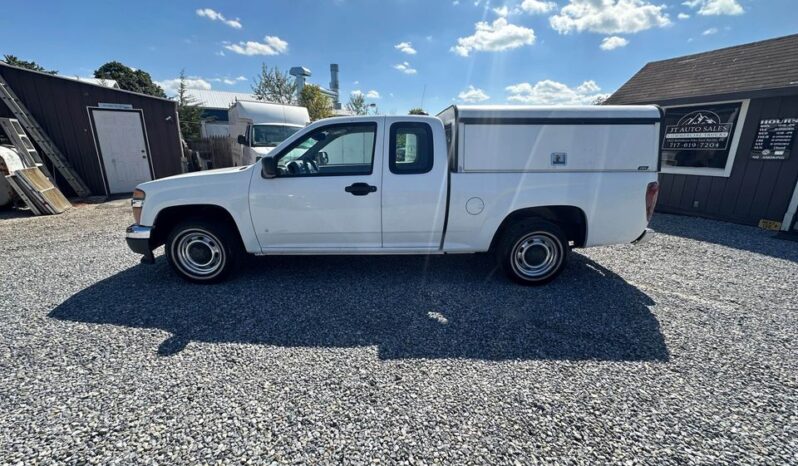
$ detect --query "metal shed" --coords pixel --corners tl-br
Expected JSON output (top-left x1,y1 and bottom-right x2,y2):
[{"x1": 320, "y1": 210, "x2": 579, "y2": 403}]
[
  {"x1": 0, "y1": 62, "x2": 183, "y2": 197},
  {"x1": 606, "y1": 34, "x2": 798, "y2": 237}
]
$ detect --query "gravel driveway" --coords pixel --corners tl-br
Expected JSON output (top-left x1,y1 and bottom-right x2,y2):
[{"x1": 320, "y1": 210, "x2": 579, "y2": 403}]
[{"x1": 1, "y1": 201, "x2": 795, "y2": 464}]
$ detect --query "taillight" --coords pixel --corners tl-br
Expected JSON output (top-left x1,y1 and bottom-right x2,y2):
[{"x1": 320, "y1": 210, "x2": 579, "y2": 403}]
[{"x1": 645, "y1": 181, "x2": 659, "y2": 223}]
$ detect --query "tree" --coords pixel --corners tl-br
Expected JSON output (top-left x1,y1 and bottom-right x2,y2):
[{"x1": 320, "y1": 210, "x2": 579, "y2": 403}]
[
  {"x1": 94, "y1": 61, "x2": 166, "y2": 97},
  {"x1": 408, "y1": 107, "x2": 428, "y2": 115},
  {"x1": 252, "y1": 64, "x2": 296, "y2": 104},
  {"x1": 176, "y1": 70, "x2": 203, "y2": 141},
  {"x1": 346, "y1": 92, "x2": 368, "y2": 116},
  {"x1": 592, "y1": 95, "x2": 608, "y2": 105},
  {"x1": 2, "y1": 55, "x2": 57, "y2": 74},
  {"x1": 299, "y1": 85, "x2": 334, "y2": 121}
]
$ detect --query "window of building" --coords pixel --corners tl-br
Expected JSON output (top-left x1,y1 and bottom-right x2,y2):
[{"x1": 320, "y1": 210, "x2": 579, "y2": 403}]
[{"x1": 660, "y1": 101, "x2": 748, "y2": 177}]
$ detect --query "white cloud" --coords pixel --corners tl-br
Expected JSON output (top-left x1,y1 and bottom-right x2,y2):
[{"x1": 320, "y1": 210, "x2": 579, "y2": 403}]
[
  {"x1": 678, "y1": 12, "x2": 691, "y2": 19},
  {"x1": 224, "y1": 36, "x2": 288, "y2": 56},
  {"x1": 393, "y1": 62, "x2": 418, "y2": 75},
  {"x1": 394, "y1": 41, "x2": 417, "y2": 55},
  {"x1": 519, "y1": 0, "x2": 557, "y2": 14},
  {"x1": 702, "y1": 27, "x2": 718, "y2": 35},
  {"x1": 451, "y1": 18, "x2": 535, "y2": 57},
  {"x1": 156, "y1": 77, "x2": 212, "y2": 96},
  {"x1": 493, "y1": 6, "x2": 510, "y2": 16},
  {"x1": 683, "y1": 0, "x2": 743, "y2": 16},
  {"x1": 351, "y1": 89, "x2": 380, "y2": 99},
  {"x1": 457, "y1": 85, "x2": 490, "y2": 103},
  {"x1": 600, "y1": 35, "x2": 629, "y2": 50},
  {"x1": 505, "y1": 80, "x2": 609, "y2": 105},
  {"x1": 550, "y1": 0, "x2": 671, "y2": 35},
  {"x1": 493, "y1": 0, "x2": 555, "y2": 16},
  {"x1": 213, "y1": 75, "x2": 248, "y2": 85},
  {"x1": 195, "y1": 8, "x2": 242, "y2": 29}
]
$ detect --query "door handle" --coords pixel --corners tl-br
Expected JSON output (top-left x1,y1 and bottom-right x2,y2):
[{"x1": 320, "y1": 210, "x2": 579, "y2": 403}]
[{"x1": 345, "y1": 182, "x2": 377, "y2": 196}]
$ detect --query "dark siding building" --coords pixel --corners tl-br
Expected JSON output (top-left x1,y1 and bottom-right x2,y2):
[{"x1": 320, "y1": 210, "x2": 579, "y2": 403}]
[
  {"x1": 0, "y1": 62, "x2": 183, "y2": 196},
  {"x1": 606, "y1": 34, "x2": 798, "y2": 236}
]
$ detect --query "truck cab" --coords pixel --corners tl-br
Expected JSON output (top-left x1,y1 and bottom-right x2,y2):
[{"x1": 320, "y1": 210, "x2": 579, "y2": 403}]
[{"x1": 252, "y1": 116, "x2": 448, "y2": 251}]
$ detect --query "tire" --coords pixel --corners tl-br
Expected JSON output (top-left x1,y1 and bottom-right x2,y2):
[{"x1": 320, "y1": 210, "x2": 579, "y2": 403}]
[
  {"x1": 165, "y1": 219, "x2": 241, "y2": 284},
  {"x1": 497, "y1": 218, "x2": 569, "y2": 286}
]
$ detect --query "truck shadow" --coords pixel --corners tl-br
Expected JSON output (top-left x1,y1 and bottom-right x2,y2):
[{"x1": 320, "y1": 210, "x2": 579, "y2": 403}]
[{"x1": 50, "y1": 253, "x2": 669, "y2": 362}]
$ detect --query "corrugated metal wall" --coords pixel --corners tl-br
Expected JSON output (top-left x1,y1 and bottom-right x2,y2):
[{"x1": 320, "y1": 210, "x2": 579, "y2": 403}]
[
  {"x1": 658, "y1": 94, "x2": 798, "y2": 227},
  {"x1": 0, "y1": 63, "x2": 182, "y2": 196}
]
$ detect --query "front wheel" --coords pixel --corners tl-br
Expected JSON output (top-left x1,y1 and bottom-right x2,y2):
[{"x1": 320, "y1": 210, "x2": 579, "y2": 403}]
[
  {"x1": 497, "y1": 218, "x2": 568, "y2": 285},
  {"x1": 165, "y1": 220, "x2": 241, "y2": 284}
]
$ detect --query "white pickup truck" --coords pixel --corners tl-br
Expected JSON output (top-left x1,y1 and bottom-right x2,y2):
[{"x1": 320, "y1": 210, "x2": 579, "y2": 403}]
[{"x1": 127, "y1": 105, "x2": 661, "y2": 285}]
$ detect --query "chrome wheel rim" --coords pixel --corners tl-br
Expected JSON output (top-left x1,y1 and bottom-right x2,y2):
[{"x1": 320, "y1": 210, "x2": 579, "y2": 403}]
[
  {"x1": 511, "y1": 232, "x2": 562, "y2": 280},
  {"x1": 173, "y1": 229, "x2": 224, "y2": 277}
]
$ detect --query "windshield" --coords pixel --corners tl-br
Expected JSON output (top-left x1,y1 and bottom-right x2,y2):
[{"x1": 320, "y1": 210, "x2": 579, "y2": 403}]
[{"x1": 251, "y1": 125, "x2": 301, "y2": 148}]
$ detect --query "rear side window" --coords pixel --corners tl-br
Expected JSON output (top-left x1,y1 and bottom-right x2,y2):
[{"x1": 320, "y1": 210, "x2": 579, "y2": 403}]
[{"x1": 389, "y1": 122, "x2": 433, "y2": 174}]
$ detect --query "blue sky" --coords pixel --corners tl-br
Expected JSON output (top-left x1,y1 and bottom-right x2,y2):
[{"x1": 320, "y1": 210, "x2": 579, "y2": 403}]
[{"x1": 1, "y1": 0, "x2": 796, "y2": 113}]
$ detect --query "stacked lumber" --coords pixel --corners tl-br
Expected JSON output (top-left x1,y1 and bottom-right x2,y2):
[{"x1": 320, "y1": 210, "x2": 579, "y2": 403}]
[{"x1": 5, "y1": 166, "x2": 71, "y2": 215}]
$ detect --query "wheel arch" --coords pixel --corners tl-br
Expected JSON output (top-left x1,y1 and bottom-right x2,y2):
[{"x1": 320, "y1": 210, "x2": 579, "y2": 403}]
[
  {"x1": 151, "y1": 204, "x2": 244, "y2": 249},
  {"x1": 489, "y1": 205, "x2": 588, "y2": 251}
]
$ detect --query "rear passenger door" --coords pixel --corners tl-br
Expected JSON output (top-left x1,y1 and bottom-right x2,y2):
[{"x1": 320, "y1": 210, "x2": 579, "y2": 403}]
[{"x1": 381, "y1": 118, "x2": 448, "y2": 250}]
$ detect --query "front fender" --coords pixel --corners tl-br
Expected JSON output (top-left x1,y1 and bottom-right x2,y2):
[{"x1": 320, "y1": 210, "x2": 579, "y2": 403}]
[{"x1": 136, "y1": 168, "x2": 260, "y2": 253}]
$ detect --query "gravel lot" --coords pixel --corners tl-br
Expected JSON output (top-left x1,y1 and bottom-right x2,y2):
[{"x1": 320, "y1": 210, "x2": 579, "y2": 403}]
[{"x1": 0, "y1": 200, "x2": 796, "y2": 464}]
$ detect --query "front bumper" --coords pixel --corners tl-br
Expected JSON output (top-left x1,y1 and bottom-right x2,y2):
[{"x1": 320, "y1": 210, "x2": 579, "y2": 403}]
[
  {"x1": 632, "y1": 228, "x2": 654, "y2": 245},
  {"x1": 126, "y1": 224, "x2": 155, "y2": 264}
]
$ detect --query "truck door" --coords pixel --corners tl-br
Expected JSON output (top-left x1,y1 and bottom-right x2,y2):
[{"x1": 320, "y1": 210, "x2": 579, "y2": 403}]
[
  {"x1": 249, "y1": 119, "x2": 384, "y2": 250},
  {"x1": 381, "y1": 118, "x2": 448, "y2": 250}
]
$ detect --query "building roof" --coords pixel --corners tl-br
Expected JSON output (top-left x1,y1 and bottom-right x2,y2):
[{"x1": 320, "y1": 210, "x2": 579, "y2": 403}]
[
  {"x1": 0, "y1": 61, "x2": 174, "y2": 102},
  {"x1": 606, "y1": 34, "x2": 798, "y2": 105},
  {"x1": 63, "y1": 76, "x2": 119, "y2": 88},
  {"x1": 185, "y1": 88, "x2": 257, "y2": 110}
]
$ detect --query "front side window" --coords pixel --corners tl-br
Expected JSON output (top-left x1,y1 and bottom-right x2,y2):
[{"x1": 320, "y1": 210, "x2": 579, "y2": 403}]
[
  {"x1": 251, "y1": 125, "x2": 301, "y2": 148},
  {"x1": 389, "y1": 122, "x2": 433, "y2": 174},
  {"x1": 660, "y1": 102, "x2": 743, "y2": 171},
  {"x1": 275, "y1": 123, "x2": 376, "y2": 177}
]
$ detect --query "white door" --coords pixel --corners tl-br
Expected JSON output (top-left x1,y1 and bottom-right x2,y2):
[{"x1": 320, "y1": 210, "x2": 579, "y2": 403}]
[
  {"x1": 92, "y1": 109, "x2": 152, "y2": 193},
  {"x1": 249, "y1": 120, "x2": 384, "y2": 250}
]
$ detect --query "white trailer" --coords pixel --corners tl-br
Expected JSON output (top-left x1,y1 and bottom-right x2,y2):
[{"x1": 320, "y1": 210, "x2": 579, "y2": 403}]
[{"x1": 228, "y1": 100, "x2": 310, "y2": 166}]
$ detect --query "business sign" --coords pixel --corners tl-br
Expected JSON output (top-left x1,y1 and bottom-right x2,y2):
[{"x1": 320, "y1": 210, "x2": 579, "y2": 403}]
[
  {"x1": 98, "y1": 102, "x2": 133, "y2": 110},
  {"x1": 660, "y1": 102, "x2": 742, "y2": 170},
  {"x1": 662, "y1": 110, "x2": 733, "y2": 151},
  {"x1": 751, "y1": 117, "x2": 796, "y2": 160}
]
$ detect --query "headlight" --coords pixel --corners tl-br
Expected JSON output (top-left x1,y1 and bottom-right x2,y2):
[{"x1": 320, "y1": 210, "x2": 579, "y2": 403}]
[{"x1": 132, "y1": 189, "x2": 145, "y2": 224}]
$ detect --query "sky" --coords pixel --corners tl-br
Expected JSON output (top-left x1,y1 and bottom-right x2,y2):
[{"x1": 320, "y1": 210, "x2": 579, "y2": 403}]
[{"x1": 1, "y1": 0, "x2": 796, "y2": 114}]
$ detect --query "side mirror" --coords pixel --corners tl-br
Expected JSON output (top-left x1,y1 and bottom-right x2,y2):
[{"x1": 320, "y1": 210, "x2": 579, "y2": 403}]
[
  {"x1": 261, "y1": 156, "x2": 278, "y2": 179},
  {"x1": 237, "y1": 134, "x2": 247, "y2": 145}
]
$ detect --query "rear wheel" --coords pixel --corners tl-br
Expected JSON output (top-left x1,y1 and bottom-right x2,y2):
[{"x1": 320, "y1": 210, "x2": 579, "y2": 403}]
[
  {"x1": 165, "y1": 220, "x2": 241, "y2": 284},
  {"x1": 497, "y1": 218, "x2": 568, "y2": 285}
]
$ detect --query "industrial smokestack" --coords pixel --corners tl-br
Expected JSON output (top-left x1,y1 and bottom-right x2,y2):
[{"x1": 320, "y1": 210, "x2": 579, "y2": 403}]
[{"x1": 330, "y1": 64, "x2": 340, "y2": 109}]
